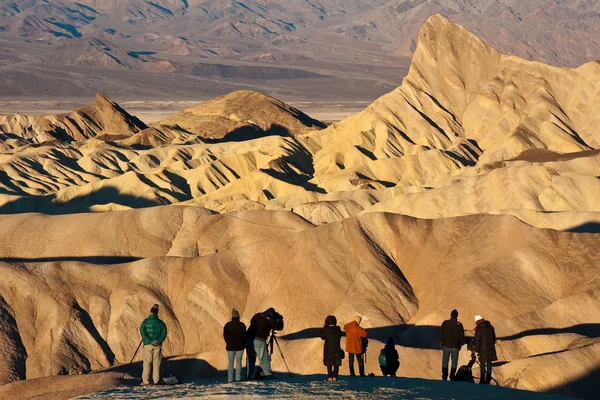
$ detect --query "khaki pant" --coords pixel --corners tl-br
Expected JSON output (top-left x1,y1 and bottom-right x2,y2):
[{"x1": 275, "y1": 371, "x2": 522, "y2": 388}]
[{"x1": 142, "y1": 344, "x2": 162, "y2": 384}]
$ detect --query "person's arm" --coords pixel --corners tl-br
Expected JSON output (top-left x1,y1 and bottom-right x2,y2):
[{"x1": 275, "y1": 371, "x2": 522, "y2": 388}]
[
  {"x1": 440, "y1": 323, "x2": 445, "y2": 347},
  {"x1": 140, "y1": 321, "x2": 149, "y2": 343},
  {"x1": 474, "y1": 327, "x2": 481, "y2": 352},
  {"x1": 242, "y1": 323, "x2": 247, "y2": 343},
  {"x1": 459, "y1": 323, "x2": 465, "y2": 347},
  {"x1": 158, "y1": 321, "x2": 168, "y2": 344},
  {"x1": 223, "y1": 324, "x2": 228, "y2": 343},
  {"x1": 320, "y1": 329, "x2": 326, "y2": 340},
  {"x1": 360, "y1": 327, "x2": 367, "y2": 338},
  {"x1": 492, "y1": 326, "x2": 496, "y2": 344}
]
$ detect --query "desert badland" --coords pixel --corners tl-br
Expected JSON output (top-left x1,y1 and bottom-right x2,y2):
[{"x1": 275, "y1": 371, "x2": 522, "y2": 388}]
[{"x1": 0, "y1": 4, "x2": 599, "y2": 400}]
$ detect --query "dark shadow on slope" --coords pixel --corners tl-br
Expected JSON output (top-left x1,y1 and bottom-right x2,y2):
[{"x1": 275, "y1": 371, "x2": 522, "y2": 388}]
[
  {"x1": 0, "y1": 186, "x2": 164, "y2": 215},
  {"x1": 105, "y1": 356, "x2": 220, "y2": 383},
  {"x1": 549, "y1": 365, "x2": 600, "y2": 400},
  {"x1": 73, "y1": 301, "x2": 116, "y2": 364},
  {"x1": 567, "y1": 223, "x2": 600, "y2": 234},
  {"x1": 0, "y1": 256, "x2": 141, "y2": 264},
  {"x1": 261, "y1": 168, "x2": 326, "y2": 194},
  {"x1": 282, "y1": 324, "x2": 441, "y2": 350},
  {"x1": 498, "y1": 324, "x2": 600, "y2": 341},
  {"x1": 202, "y1": 123, "x2": 293, "y2": 143}
]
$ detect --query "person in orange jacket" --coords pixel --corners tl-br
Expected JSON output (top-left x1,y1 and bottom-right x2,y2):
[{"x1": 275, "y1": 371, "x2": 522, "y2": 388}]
[{"x1": 344, "y1": 316, "x2": 368, "y2": 376}]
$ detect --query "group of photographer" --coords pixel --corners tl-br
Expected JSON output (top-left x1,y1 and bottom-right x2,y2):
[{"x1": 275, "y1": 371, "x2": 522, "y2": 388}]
[
  {"x1": 137, "y1": 304, "x2": 496, "y2": 385},
  {"x1": 440, "y1": 309, "x2": 498, "y2": 384}
]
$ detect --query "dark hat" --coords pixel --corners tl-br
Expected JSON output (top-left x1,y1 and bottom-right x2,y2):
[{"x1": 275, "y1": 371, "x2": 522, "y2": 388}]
[
  {"x1": 151, "y1": 304, "x2": 159, "y2": 314},
  {"x1": 325, "y1": 315, "x2": 337, "y2": 326},
  {"x1": 232, "y1": 308, "x2": 240, "y2": 319},
  {"x1": 451, "y1": 309, "x2": 459, "y2": 318},
  {"x1": 386, "y1": 337, "x2": 395, "y2": 346}
]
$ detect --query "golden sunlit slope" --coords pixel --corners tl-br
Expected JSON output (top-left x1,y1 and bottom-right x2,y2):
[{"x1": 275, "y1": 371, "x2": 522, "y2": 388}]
[
  {"x1": 0, "y1": 208, "x2": 597, "y2": 399},
  {"x1": 0, "y1": 94, "x2": 147, "y2": 143}
]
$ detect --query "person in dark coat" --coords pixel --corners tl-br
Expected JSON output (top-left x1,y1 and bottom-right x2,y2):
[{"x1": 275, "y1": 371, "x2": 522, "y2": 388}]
[
  {"x1": 440, "y1": 309, "x2": 465, "y2": 380},
  {"x1": 247, "y1": 307, "x2": 284, "y2": 379},
  {"x1": 473, "y1": 315, "x2": 498, "y2": 384},
  {"x1": 321, "y1": 315, "x2": 343, "y2": 382},
  {"x1": 223, "y1": 308, "x2": 247, "y2": 382},
  {"x1": 379, "y1": 337, "x2": 400, "y2": 377}
]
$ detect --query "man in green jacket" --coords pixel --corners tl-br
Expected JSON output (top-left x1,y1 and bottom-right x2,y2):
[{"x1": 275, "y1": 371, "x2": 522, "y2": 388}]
[{"x1": 140, "y1": 304, "x2": 168, "y2": 385}]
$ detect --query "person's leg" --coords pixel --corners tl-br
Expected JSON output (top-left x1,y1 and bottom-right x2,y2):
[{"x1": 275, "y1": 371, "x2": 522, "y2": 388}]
[
  {"x1": 449, "y1": 348, "x2": 459, "y2": 380},
  {"x1": 235, "y1": 350, "x2": 244, "y2": 381},
  {"x1": 442, "y1": 346, "x2": 450, "y2": 380},
  {"x1": 327, "y1": 365, "x2": 333, "y2": 380},
  {"x1": 152, "y1": 345, "x2": 162, "y2": 384},
  {"x1": 246, "y1": 338, "x2": 256, "y2": 379},
  {"x1": 486, "y1": 362, "x2": 493, "y2": 384},
  {"x1": 227, "y1": 351, "x2": 235, "y2": 382},
  {"x1": 142, "y1": 345, "x2": 152, "y2": 385},
  {"x1": 333, "y1": 366, "x2": 339, "y2": 381},
  {"x1": 479, "y1": 361, "x2": 487, "y2": 384},
  {"x1": 349, "y1": 353, "x2": 356, "y2": 376},
  {"x1": 255, "y1": 339, "x2": 272, "y2": 376},
  {"x1": 357, "y1": 353, "x2": 365, "y2": 376}
]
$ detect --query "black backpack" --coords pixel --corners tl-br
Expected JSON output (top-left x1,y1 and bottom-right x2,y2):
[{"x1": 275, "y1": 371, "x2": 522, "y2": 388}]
[
  {"x1": 453, "y1": 365, "x2": 475, "y2": 383},
  {"x1": 361, "y1": 337, "x2": 369, "y2": 354}
]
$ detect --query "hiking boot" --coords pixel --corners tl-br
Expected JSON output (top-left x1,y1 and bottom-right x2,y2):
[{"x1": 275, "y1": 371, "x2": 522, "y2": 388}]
[{"x1": 449, "y1": 368, "x2": 457, "y2": 381}]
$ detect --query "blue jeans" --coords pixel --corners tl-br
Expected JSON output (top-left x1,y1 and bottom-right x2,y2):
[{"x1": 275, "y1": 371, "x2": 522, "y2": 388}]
[
  {"x1": 227, "y1": 350, "x2": 244, "y2": 382},
  {"x1": 254, "y1": 338, "x2": 272, "y2": 376},
  {"x1": 348, "y1": 353, "x2": 364, "y2": 375},
  {"x1": 442, "y1": 346, "x2": 459, "y2": 369}
]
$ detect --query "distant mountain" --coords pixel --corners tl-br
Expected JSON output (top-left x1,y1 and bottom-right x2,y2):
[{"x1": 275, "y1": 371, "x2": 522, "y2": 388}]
[{"x1": 0, "y1": 0, "x2": 598, "y2": 100}]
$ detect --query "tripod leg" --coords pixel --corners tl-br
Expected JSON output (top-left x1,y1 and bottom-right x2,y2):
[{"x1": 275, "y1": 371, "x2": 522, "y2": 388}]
[{"x1": 273, "y1": 335, "x2": 293, "y2": 378}]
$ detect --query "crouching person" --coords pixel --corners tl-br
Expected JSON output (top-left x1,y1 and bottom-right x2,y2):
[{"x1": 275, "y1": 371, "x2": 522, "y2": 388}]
[
  {"x1": 379, "y1": 337, "x2": 400, "y2": 377},
  {"x1": 140, "y1": 304, "x2": 167, "y2": 385},
  {"x1": 224, "y1": 308, "x2": 247, "y2": 382},
  {"x1": 321, "y1": 315, "x2": 342, "y2": 382}
]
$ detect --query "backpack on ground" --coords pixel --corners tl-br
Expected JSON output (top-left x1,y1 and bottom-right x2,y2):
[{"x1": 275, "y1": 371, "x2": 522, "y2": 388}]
[
  {"x1": 378, "y1": 349, "x2": 387, "y2": 367},
  {"x1": 453, "y1": 365, "x2": 475, "y2": 383}
]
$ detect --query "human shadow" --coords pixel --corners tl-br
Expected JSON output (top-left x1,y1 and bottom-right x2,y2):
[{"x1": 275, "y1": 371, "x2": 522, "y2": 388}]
[
  {"x1": 0, "y1": 186, "x2": 163, "y2": 215},
  {"x1": 106, "y1": 356, "x2": 220, "y2": 384}
]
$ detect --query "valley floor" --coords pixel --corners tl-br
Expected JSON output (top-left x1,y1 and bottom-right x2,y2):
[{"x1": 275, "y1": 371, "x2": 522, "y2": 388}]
[{"x1": 77, "y1": 376, "x2": 571, "y2": 400}]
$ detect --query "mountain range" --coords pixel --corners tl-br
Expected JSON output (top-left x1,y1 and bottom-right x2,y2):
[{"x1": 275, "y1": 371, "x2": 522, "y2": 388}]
[
  {"x1": 0, "y1": 12, "x2": 599, "y2": 400},
  {"x1": 1, "y1": 0, "x2": 599, "y2": 100}
]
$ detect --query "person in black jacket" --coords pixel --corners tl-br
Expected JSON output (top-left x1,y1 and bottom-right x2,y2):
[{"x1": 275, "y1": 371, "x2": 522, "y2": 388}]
[
  {"x1": 247, "y1": 307, "x2": 284, "y2": 379},
  {"x1": 473, "y1": 315, "x2": 497, "y2": 384},
  {"x1": 379, "y1": 337, "x2": 400, "y2": 377},
  {"x1": 440, "y1": 309, "x2": 465, "y2": 380},
  {"x1": 223, "y1": 308, "x2": 247, "y2": 382},
  {"x1": 321, "y1": 315, "x2": 342, "y2": 382}
]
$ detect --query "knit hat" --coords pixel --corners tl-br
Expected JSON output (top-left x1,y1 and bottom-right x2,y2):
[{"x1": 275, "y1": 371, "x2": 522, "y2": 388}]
[
  {"x1": 232, "y1": 308, "x2": 240, "y2": 319},
  {"x1": 354, "y1": 315, "x2": 362, "y2": 324},
  {"x1": 451, "y1": 309, "x2": 459, "y2": 319},
  {"x1": 151, "y1": 304, "x2": 159, "y2": 314},
  {"x1": 474, "y1": 315, "x2": 483, "y2": 323}
]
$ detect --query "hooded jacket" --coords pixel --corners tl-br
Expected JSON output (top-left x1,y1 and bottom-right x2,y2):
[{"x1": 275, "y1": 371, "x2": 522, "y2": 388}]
[
  {"x1": 140, "y1": 314, "x2": 167, "y2": 346},
  {"x1": 321, "y1": 315, "x2": 342, "y2": 367},
  {"x1": 344, "y1": 320, "x2": 367, "y2": 354},
  {"x1": 474, "y1": 320, "x2": 498, "y2": 363},
  {"x1": 223, "y1": 317, "x2": 247, "y2": 351},
  {"x1": 380, "y1": 337, "x2": 400, "y2": 375}
]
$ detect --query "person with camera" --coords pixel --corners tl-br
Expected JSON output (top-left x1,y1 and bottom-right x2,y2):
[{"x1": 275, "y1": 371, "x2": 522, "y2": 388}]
[
  {"x1": 440, "y1": 309, "x2": 465, "y2": 380},
  {"x1": 248, "y1": 307, "x2": 284, "y2": 379},
  {"x1": 344, "y1": 316, "x2": 367, "y2": 377},
  {"x1": 473, "y1": 315, "x2": 497, "y2": 384}
]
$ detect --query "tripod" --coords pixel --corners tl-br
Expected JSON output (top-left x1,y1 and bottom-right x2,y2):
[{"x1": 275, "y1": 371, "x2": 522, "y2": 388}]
[
  {"x1": 268, "y1": 331, "x2": 293, "y2": 379},
  {"x1": 116, "y1": 339, "x2": 143, "y2": 389},
  {"x1": 469, "y1": 351, "x2": 499, "y2": 385}
]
